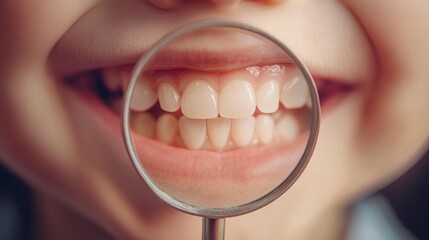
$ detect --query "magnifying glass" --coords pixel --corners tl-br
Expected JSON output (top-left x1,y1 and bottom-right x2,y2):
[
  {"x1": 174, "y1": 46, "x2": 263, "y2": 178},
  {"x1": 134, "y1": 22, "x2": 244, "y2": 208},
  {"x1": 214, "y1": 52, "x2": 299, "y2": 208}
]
[{"x1": 122, "y1": 20, "x2": 320, "y2": 240}]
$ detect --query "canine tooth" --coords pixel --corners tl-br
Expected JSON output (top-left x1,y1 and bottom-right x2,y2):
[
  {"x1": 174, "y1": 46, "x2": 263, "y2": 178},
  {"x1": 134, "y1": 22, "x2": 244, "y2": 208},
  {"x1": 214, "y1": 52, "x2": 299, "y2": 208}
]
[
  {"x1": 276, "y1": 113, "x2": 300, "y2": 142},
  {"x1": 156, "y1": 114, "x2": 178, "y2": 144},
  {"x1": 158, "y1": 82, "x2": 181, "y2": 112},
  {"x1": 131, "y1": 112, "x2": 155, "y2": 138},
  {"x1": 179, "y1": 116, "x2": 207, "y2": 149},
  {"x1": 219, "y1": 79, "x2": 256, "y2": 118},
  {"x1": 207, "y1": 118, "x2": 231, "y2": 149},
  {"x1": 231, "y1": 117, "x2": 255, "y2": 147},
  {"x1": 181, "y1": 80, "x2": 218, "y2": 119},
  {"x1": 280, "y1": 75, "x2": 309, "y2": 109},
  {"x1": 255, "y1": 115, "x2": 275, "y2": 144},
  {"x1": 130, "y1": 77, "x2": 158, "y2": 112},
  {"x1": 256, "y1": 80, "x2": 280, "y2": 113}
]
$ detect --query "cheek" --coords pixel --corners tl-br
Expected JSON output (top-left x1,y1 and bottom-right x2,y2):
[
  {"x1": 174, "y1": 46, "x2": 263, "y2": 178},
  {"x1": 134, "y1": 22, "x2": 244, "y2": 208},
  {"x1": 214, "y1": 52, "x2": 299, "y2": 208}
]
[
  {"x1": 0, "y1": 0, "x2": 101, "y2": 171},
  {"x1": 0, "y1": 1, "x2": 101, "y2": 68},
  {"x1": 342, "y1": 0, "x2": 429, "y2": 184},
  {"x1": 0, "y1": 69, "x2": 79, "y2": 194},
  {"x1": 0, "y1": 0, "x2": 110, "y2": 217}
]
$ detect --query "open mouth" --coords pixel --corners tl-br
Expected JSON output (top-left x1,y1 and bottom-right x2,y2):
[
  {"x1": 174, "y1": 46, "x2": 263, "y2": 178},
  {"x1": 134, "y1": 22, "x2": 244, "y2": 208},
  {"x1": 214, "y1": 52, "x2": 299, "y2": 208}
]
[
  {"x1": 104, "y1": 64, "x2": 312, "y2": 150},
  {"x1": 70, "y1": 62, "x2": 345, "y2": 151},
  {"x1": 67, "y1": 57, "x2": 350, "y2": 207}
]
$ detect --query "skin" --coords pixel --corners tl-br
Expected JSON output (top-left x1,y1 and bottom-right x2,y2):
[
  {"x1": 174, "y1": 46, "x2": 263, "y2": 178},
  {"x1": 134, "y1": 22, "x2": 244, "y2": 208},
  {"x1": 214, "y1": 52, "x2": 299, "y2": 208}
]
[{"x1": 0, "y1": 0, "x2": 428, "y2": 239}]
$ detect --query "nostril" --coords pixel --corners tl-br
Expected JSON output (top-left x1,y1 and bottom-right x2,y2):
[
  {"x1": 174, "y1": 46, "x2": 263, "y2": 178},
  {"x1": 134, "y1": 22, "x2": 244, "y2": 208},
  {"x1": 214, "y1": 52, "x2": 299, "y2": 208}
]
[{"x1": 147, "y1": 0, "x2": 182, "y2": 10}]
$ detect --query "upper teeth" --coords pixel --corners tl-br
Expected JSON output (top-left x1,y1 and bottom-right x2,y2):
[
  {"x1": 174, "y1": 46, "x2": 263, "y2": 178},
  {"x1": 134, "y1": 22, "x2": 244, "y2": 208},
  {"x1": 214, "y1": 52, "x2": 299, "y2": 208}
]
[
  {"x1": 130, "y1": 76, "x2": 158, "y2": 112},
  {"x1": 104, "y1": 65, "x2": 310, "y2": 119},
  {"x1": 181, "y1": 80, "x2": 219, "y2": 119},
  {"x1": 157, "y1": 80, "x2": 181, "y2": 112},
  {"x1": 219, "y1": 79, "x2": 256, "y2": 119},
  {"x1": 280, "y1": 75, "x2": 310, "y2": 109},
  {"x1": 256, "y1": 80, "x2": 280, "y2": 113}
]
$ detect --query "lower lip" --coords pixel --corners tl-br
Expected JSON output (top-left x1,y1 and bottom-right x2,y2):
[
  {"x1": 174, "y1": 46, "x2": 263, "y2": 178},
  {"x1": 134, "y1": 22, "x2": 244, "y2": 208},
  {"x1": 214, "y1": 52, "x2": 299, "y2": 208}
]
[{"x1": 67, "y1": 80, "x2": 347, "y2": 208}]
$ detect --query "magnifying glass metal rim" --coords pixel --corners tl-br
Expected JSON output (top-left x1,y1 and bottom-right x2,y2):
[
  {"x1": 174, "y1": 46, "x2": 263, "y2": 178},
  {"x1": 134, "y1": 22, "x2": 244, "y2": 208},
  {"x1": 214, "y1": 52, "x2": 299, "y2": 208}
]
[{"x1": 122, "y1": 19, "x2": 320, "y2": 218}]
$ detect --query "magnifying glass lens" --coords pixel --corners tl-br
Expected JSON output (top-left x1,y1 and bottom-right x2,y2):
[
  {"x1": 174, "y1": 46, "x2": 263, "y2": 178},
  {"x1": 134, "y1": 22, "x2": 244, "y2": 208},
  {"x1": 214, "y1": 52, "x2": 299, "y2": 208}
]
[{"x1": 123, "y1": 21, "x2": 319, "y2": 214}]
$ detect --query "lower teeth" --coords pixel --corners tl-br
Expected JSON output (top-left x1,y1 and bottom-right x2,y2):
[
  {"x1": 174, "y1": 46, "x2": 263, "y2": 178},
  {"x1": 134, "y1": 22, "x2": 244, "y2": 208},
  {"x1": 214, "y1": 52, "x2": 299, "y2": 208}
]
[{"x1": 128, "y1": 107, "x2": 309, "y2": 151}]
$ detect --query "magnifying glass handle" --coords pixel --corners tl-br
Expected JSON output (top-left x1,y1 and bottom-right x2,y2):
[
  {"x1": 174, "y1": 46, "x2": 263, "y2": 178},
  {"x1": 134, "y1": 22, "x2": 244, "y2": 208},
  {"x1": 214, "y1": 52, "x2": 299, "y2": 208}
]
[{"x1": 202, "y1": 218, "x2": 225, "y2": 240}]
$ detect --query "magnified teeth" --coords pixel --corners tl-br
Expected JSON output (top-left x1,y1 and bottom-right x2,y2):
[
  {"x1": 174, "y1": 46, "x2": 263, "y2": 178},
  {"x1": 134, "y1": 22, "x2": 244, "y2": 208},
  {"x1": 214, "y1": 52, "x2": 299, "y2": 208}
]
[
  {"x1": 179, "y1": 117, "x2": 207, "y2": 150},
  {"x1": 219, "y1": 79, "x2": 256, "y2": 119},
  {"x1": 115, "y1": 64, "x2": 313, "y2": 150},
  {"x1": 131, "y1": 112, "x2": 156, "y2": 138},
  {"x1": 231, "y1": 117, "x2": 255, "y2": 147},
  {"x1": 156, "y1": 114, "x2": 178, "y2": 144},
  {"x1": 181, "y1": 80, "x2": 218, "y2": 119},
  {"x1": 280, "y1": 75, "x2": 309, "y2": 109},
  {"x1": 207, "y1": 118, "x2": 231, "y2": 149},
  {"x1": 276, "y1": 113, "x2": 300, "y2": 142},
  {"x1": 130, "y1": 111, "x2": 305, "y2": 150},
  {"x1": 130, "y1": 77, "x2": 158, "y2": 112},
  {"x1": 256, "y1": 80, "x2": 280, "y2": 113},
  {"x1": 158, "y1": 81, "x2": 181, "y2": 112},
  {"x1": 255, "y1": 115, "x2": 275, "y2": 144}
]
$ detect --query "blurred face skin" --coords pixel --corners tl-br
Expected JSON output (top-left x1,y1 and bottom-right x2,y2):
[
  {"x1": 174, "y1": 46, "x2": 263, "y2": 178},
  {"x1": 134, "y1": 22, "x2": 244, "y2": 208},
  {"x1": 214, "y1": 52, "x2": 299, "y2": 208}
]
[{"x1": 0, "y1": 0, "x2": 428, "y2": 239}]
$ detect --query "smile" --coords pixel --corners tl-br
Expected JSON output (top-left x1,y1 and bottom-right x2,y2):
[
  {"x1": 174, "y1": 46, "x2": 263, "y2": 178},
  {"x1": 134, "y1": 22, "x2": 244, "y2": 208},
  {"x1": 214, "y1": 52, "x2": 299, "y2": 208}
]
[
  {"x1": 55, "y1": 22, "x2": 360, "y2": 207},
  {"x1": 67, "y1": 59, "x2": 348, "y2": 208}
]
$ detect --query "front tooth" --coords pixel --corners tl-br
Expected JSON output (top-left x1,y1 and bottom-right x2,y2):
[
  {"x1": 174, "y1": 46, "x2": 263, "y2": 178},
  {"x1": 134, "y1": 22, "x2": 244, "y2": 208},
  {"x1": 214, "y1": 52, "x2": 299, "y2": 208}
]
[
  {"x1": 181, "y1": 80, "x2": 218, "y2": 119},
  {"x1": 256, "y1": 80, "x2": 280, "y2": 113},
  {"x1": 131, "y1": 112, "x2": 156, "y2": 138},
  {"x1": 130, "y1": 77, "x2": 158, "y2": 112},
  {"x1": 179, "y1": 116, "x2": 207, "y2": 149},
  {"x1": 276, "y1": 113, "x2": 300, "y2": 142},
  {"x1": 156, "y1": 114, "x2": 178, "y2": 144},
  {"x1": 207, "y1": 118, "x2": 231, "y2": 149},
  {"x1": 158, "y1": 82, "x2": 181, "y2": 112},
  {"x1": 255, "y1": 115, "x2": 275, "y2": 144},
  {"x1": 280, "y1": 75, "x2": 310, "y2": 109},
  {"x1": 219, "y1": 79, "x2": 256, "y2": 118},
  {"x1": 231, "y1": 117, "x2": 255, "y2": 147}
]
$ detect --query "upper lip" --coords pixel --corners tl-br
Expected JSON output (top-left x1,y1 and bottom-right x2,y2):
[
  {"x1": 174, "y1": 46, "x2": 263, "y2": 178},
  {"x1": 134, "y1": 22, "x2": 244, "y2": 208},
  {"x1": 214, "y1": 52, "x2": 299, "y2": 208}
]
[
  {"x1": 50, "y1": 27, "x2": 295, "y2": 74},
  {"x1": 48, "y1": 12, "x2": 374, "y2": 85},
  {"x1": 138, "y1": 46, "x2": 293, "y2": 72}
]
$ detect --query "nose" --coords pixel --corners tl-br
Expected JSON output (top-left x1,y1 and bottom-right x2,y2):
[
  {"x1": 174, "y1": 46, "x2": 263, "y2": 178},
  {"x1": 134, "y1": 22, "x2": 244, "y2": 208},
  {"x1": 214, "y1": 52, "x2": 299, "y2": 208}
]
[{"x1": 146, "y1": 0, "x2": 286, "y2": 10}]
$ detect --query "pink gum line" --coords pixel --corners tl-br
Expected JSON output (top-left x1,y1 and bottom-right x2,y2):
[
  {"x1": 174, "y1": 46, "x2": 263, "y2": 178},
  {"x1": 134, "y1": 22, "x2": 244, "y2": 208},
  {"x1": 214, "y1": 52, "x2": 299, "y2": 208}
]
[{"x1": 119, "y1": 64, "x2": 300, "y2": 92}]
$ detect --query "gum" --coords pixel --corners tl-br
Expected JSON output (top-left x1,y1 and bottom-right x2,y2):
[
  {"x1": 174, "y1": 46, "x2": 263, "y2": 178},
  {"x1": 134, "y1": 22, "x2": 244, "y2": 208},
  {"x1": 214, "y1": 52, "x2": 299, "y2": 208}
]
[{"x1": 115, "y1": 64, "x2": 296, "y2": 93}]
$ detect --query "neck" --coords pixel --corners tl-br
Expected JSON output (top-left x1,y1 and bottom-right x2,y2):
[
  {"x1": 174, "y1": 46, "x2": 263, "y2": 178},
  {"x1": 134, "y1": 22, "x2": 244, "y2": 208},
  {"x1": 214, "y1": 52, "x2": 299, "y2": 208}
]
[{"x1": 34, "y1": 191, "x2": 351, "y2": 240}]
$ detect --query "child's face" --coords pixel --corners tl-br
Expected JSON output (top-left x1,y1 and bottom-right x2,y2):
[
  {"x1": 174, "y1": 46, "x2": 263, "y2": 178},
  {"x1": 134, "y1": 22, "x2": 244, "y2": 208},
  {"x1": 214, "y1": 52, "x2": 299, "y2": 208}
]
[{"x1": 1, "y1": 0, "x2": 428, "y2": 238}]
